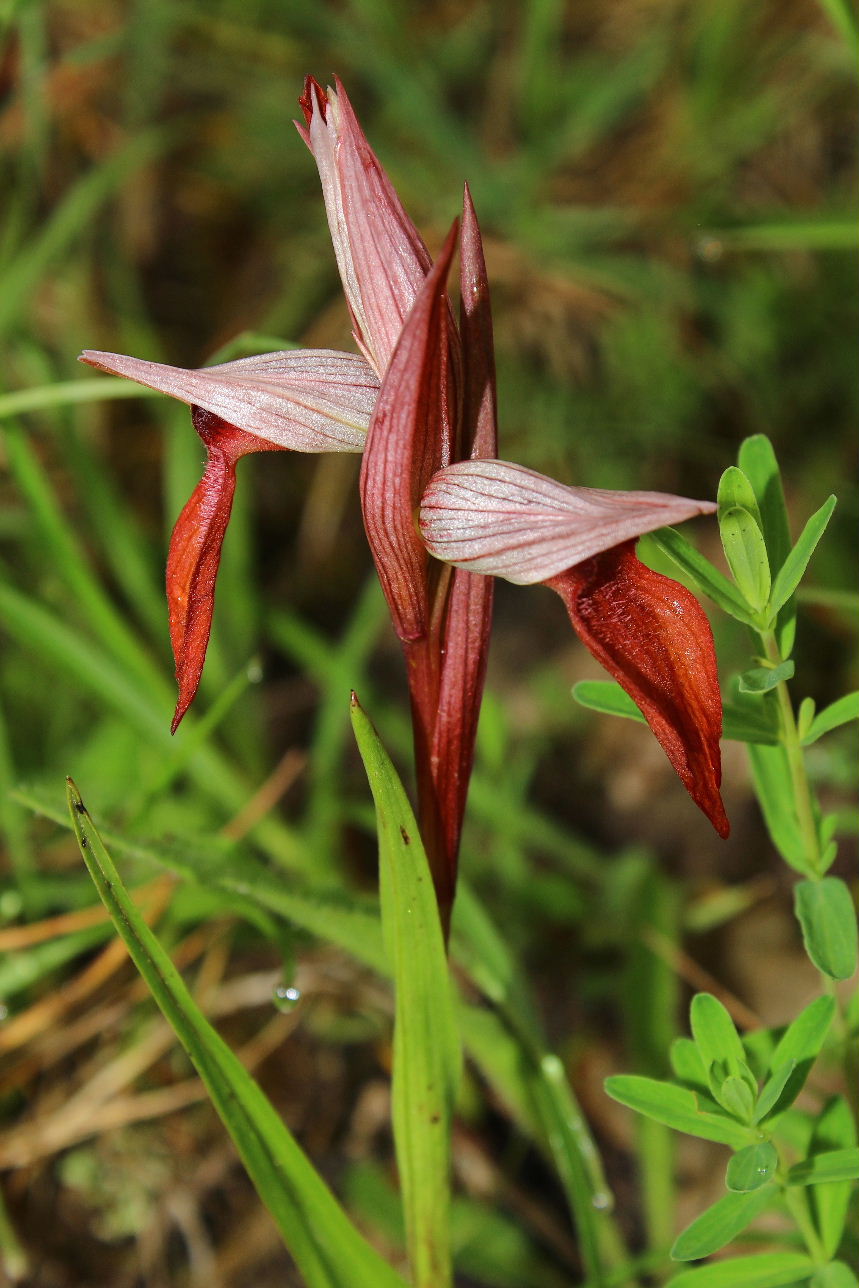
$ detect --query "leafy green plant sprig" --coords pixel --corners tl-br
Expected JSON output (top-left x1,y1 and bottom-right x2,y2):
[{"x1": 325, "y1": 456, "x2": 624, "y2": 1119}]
[
  {"x1": 607, "y1": 991, "x2": 859, "y2": 1281},
  {"x1": 577, "y1": 434, "x2": 858, "y2": 1282},
  {"x1": 657, "y1": 434, "x2": 856, "y2": 983}
]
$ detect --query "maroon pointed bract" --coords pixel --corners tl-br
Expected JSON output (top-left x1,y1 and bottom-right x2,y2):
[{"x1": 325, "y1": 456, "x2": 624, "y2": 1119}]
[{"x1": 360, "y1": 197, "x2": 497, "y2": 927}]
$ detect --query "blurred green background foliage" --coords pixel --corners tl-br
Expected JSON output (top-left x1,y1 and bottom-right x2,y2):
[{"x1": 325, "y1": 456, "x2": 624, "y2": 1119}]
[{"x1": 0, "y1": 0, "x2": 856, "y2": 1283}]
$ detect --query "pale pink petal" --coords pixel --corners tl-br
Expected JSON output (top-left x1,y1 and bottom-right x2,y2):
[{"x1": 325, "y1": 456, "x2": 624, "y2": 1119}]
[
  {"x1": 420, "y1": 460, "x2": 717, "y2": 585},
  {"x1": 79, "y1": 349, "x2": 377, "y2": 452},
  {"x1": 298, "y1": 76, "x2": 431, "y2": 376}
]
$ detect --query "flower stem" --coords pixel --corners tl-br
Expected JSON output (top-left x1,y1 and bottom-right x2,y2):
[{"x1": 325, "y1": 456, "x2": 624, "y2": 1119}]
[
  {"x1": 759, "y1": 630, "x2": 822, "y2": 877},
  {"x1": 782, "y1": 1182, "x2": 827, "y2": 1264}
]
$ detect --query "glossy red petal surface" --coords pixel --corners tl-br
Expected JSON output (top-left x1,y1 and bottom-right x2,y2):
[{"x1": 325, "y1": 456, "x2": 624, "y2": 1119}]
[
  {"x1": 168, "y1": 409, "x2": 284, "y2": 732},
  {"x1": 548, "y1": 542, "x2": 729, "y2": 837}
]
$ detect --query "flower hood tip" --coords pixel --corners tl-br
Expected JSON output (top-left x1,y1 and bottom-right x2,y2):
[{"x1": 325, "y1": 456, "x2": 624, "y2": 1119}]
[{"x1": 296, "y1": 74, "x2": 432, "y2": 378}]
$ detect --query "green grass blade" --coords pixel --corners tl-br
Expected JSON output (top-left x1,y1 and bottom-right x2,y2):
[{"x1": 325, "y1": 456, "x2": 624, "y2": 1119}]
[
  {"x1": 0, "y1": 378, "x2": 155, "y2": 420},
  {"x1": 705, "y1": 217, "x2": 859, "y2": 250},
  {"x1": 2, "y1": 421, "x2": 167, "y2": 691},
  {"x1": 0, "y1": 580, "x2": 305, "y2": 865},
  {"x1": 454, "y1": 883, "x2": 624, "y2": 1282},
  {"x1": 65, "y1": 778, "x2": 405, "y2": 1288},
  {"x1": 350, "y1": 694, "x2": 460, "y2": 1288},
  {"x1": 816, "y1": 0, "x2": 859, "y2": 54}
]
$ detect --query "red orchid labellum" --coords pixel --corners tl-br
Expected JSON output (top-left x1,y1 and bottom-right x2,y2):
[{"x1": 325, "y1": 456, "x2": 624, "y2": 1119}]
[{"x1": 420, "y1": 460, "x2": 729, "y2": 837}]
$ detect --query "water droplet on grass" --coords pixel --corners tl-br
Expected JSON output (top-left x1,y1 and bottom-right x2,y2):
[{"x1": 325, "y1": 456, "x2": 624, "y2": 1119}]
[{"x1": 273, "y1": 984, "x2": 301, "y2": 1012}]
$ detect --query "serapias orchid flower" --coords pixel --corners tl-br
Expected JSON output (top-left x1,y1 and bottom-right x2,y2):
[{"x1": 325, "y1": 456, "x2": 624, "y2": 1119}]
[
  {"x1": 420, "y1": 461, "x2": 729, "y2": 837},
  {"x1": 79, "y1": 348, "x2": 379, "y2": 730},
  {"x1": 78, "y1": 75, "x2": 429, "y2": 733}
]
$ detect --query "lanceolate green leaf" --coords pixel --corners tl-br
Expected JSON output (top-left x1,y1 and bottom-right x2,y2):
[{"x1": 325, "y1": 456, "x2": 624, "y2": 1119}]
[
  {"x1": 809, "y1": 1096, "x2": 856, "y2": 1258},
  {"x1": 719, "y1": 506, "x2": 771, "y2": 612},
  {"x1": 747, "y1": 743, "x2": 807, "y2": 872},
  {"x1": 753, "y1": 1059, "x2": 796, "y2": 1122},
  {"x1": 665, "y1": 1252, "x2": 815, "y2": 1288},
  {"x1": 669, "y1": 1037, "x2": 709, "y2": 1091},
  {"x1": 649, "y1": 526, "x2": 758, "y2": 625},
  {"x1": 718, "y1": 467, "x2": 763, "y2": 530},
  {"x1": 571, "y1": 681, "x2": 779, "y2": 745},
  {"x1": 769, "y1": 496, "x2": 837, "y2": 618},
  {"x1": 670, "y1": 1185, "x2": 778, "y2": 1261},
  {"x1": 66, "y1": 779, "x2": 405, "y2": 1288},
  {"x1": 737, "y1": 435, "x2": 795, "y2": 652},
  {"x1": 736, "y1": 437, "x2": 792, "y2": 574},
  {"x1": 769, "y1": 995, "x2": 835, "y2": 1072},
  {"x1": 604, "y1": 1076, "x2": 750, "y2": 1148},
  {"x1": 794, "y1": 877, "x2": 859, "y2": 980},
  {"x1": 811, "y1": 1263, "x2": 859, "y2": 1288},
  {"x1": 802, "y1": 692, "x2": 859, "y2": 744},
  {"x1": 350, "y1": 695, "x2": 460, "y2": 1288},
  {"x1": 689, "y1": 993, "x2": 747, "y2": 1076},
  {"x1": 787, "y1": 1148, "x2": 859, "y2": 1186}
]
